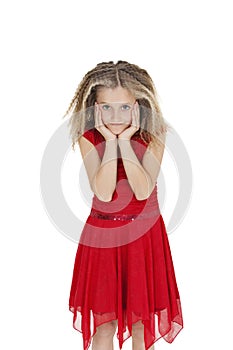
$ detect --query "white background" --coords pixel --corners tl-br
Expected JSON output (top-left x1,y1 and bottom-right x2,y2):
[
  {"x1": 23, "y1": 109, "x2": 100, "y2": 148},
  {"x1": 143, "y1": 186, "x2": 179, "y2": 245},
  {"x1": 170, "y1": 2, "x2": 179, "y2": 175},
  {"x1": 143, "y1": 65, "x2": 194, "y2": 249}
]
[{"x1": 1, "y1": 0, "x2": 233, "y2": 349}]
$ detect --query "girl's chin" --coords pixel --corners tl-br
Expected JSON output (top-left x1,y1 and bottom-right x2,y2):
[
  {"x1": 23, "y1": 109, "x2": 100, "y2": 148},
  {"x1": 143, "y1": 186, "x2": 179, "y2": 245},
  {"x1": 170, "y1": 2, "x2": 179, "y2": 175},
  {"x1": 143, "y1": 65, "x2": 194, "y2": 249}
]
[{"x1": 106, "y1": 125, "x2": 129, "y2": 135}]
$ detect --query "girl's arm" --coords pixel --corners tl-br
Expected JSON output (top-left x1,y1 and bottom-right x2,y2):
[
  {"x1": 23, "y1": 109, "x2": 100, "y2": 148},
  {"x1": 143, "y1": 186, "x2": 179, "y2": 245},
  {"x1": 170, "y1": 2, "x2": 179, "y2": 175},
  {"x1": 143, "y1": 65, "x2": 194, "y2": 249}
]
[
  {"x1": 118, "y1": 101, "x2": 166, "y2": 200},
  {"x1": 78, "y1": 103, "x2": 118, "y2": 202},
  {"x1": 78, "y1": 136, "x2": 118, "y2": 202},
  {"x1": 118, "y1": 134, "x2": 165, "y2": 200}
]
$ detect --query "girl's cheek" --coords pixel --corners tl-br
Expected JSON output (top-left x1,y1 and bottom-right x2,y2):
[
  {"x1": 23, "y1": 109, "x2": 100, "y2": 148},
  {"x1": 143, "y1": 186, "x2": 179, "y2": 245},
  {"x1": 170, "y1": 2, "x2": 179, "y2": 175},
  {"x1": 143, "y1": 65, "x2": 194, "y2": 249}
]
[
  {"x1": 101, "y1": 115, "x2": 109, "y2": 124},
  {"x1": 125, "y1": 115, "x2": 132, "y2": 124}
]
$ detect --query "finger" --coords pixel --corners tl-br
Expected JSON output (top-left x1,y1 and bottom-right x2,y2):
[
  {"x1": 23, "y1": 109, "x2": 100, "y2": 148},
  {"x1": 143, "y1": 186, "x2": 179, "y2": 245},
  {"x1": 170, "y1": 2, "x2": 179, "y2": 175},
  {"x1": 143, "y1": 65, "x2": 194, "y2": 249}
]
[
  {"x1": 95, "y1": 104, "x2": 103, "y2": 128},
  {"x1": 94, "y1": 104, "x2": 99, "y2": 127},
  {"x1": 135, "y1": 102, "x2": 140, "y2": 128},
  {"x1": 131, "y1": 103, "x2": 139, "y2": 128},
  {"x1": 98, "y1": 107, "x2": 104, "y2": 128},
  {"x1": 131, "y1": 104, "x2": 136, "y2": 126}
]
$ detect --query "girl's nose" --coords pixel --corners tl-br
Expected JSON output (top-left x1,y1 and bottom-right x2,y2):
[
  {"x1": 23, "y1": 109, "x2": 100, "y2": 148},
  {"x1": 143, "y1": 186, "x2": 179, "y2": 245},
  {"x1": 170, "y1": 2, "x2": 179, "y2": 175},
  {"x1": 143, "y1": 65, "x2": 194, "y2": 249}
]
[{"x1": 110, "y1": 109, "x2": 121, "y2": 122}]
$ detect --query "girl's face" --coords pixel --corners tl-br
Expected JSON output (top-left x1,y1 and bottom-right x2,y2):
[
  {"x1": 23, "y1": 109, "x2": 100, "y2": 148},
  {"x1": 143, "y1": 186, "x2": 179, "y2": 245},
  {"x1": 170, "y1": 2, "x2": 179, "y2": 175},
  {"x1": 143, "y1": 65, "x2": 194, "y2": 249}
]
[{"x1": 96, "y1": 86, "x2": 136, "y2": 135}]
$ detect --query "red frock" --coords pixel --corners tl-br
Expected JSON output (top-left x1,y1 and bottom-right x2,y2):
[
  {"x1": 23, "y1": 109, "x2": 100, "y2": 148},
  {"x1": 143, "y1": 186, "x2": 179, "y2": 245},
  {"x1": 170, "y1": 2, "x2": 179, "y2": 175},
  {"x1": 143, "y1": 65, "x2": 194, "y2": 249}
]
[{"x1": 69, "y1": 128, "x2": 183, "y2": 350}]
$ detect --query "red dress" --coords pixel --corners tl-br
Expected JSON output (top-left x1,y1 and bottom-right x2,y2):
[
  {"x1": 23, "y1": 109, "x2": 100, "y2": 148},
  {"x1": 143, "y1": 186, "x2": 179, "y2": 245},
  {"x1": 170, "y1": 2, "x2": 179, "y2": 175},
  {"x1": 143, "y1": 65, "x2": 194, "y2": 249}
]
[{"x1": 69, "y1": 128, "x2": 183, "y2": 350}]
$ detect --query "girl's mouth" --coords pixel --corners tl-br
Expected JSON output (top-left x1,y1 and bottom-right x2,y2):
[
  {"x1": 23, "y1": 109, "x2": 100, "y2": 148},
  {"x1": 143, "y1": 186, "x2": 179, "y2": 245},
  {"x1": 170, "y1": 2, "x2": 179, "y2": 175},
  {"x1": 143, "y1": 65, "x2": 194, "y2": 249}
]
[{"x1": 109, "y1": 122, "x2": 124, "y2": 125}]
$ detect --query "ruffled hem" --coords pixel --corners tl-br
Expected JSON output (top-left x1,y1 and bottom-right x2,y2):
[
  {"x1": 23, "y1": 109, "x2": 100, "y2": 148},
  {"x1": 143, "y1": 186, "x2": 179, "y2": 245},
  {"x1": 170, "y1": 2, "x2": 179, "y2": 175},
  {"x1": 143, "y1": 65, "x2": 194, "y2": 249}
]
[
  {"x1": 69, "y1": 301, "x2": 183, "y2": 350},
  {"x1": 69, "y1": 213, "x2": 184, "y2": 349}
]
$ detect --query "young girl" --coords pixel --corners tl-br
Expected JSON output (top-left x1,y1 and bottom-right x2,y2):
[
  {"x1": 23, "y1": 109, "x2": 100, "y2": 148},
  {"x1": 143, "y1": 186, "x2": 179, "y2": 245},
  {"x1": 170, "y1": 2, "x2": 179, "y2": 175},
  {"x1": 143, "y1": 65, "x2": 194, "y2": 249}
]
[{"x1": 65, "y1": 61, "x2": 183, "y2": 350}]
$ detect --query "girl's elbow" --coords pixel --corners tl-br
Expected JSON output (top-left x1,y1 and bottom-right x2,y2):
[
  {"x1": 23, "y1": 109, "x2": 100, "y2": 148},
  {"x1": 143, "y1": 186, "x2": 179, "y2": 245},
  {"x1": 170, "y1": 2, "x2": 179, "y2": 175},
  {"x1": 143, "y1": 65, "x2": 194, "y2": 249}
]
[
  {"x1": 93, "y1": 187, "x2": 114, "y2": 202},
  {"x1": 91, "y1": 179, "x2": 114, "y2": 202},
  {"x1": 135, "y1": 193, "x2": 150, "y2": 201},
  {"x1": 97, "y1": 193, "x2": 113, "y2": 202},
  {"x1": 135, "y1": 185, "x2": 155, "y2": 201}
]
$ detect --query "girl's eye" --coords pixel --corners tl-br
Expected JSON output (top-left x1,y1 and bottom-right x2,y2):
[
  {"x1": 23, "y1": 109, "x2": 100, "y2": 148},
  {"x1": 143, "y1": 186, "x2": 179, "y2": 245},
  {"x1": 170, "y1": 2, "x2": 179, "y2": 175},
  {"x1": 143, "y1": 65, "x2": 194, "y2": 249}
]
[
  {"x1": 102, "y1": 104, "x2": 111, "y2": 110},
  {"x1": 121, "y1": 104, "x2": 131, "y2": 111}
]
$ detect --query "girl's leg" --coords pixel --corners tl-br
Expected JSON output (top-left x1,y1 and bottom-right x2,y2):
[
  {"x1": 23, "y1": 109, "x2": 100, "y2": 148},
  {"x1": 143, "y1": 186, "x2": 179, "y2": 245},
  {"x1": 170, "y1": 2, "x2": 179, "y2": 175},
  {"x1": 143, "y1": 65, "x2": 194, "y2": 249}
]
[
  {"x1": 132, "y1": 320, "x2": 155, "y2": 350},
  {"x1": 132, "y1": 320, "x2": 144, "y2": 350},
  {"x1": 92, "y1": 320, "x2": 117, "y2": 350}
]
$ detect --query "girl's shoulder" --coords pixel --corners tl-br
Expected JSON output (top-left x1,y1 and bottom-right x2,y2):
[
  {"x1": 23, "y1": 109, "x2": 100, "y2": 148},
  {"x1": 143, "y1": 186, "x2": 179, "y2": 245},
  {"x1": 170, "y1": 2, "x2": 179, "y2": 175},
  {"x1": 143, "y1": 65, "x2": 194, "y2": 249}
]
[{"x1": 82, "y1": 127, "x2": 104, "y2": 146}]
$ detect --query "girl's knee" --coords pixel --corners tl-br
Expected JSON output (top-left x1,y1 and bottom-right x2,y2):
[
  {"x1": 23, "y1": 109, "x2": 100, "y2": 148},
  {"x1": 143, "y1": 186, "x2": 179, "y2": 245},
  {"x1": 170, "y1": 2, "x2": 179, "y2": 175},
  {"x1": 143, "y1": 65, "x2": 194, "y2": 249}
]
[
  {"x1": 132, "y1": 320, "x2": 144, "y2": 330},
  {"x1": 96, "y1": 320, "x2": 117, "y2": 337}
]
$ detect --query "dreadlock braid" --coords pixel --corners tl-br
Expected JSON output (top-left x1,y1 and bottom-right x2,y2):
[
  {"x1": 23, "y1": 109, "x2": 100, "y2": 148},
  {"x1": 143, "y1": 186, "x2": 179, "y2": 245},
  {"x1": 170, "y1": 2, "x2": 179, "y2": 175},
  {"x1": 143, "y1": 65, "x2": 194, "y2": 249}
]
[{"x1": 63, "y1": 61, "x2": 171, "y2": 151}]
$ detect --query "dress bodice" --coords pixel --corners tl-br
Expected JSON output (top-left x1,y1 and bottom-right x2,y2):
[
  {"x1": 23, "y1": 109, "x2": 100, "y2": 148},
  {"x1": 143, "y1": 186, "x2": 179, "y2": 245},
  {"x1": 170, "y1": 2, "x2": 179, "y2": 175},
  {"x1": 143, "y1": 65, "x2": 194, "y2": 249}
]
[{"x1": 82, "y1": 128, "x2": 159, "y2": 215}]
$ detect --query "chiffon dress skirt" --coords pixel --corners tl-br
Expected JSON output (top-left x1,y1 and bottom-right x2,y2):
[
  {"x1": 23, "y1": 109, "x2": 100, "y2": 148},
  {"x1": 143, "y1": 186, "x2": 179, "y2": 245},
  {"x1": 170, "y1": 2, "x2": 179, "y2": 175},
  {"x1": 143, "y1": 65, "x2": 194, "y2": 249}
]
[{"x1": 69, "y1": 128, "x2": 183, "y2": 350}]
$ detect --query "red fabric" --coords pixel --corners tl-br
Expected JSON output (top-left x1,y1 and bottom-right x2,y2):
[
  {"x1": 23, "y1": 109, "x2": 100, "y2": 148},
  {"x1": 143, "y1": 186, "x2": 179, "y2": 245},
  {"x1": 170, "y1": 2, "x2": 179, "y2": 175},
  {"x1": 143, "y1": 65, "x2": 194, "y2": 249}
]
[{"x1": 69, "y1": 128, "x2": 183, "y2": 350}]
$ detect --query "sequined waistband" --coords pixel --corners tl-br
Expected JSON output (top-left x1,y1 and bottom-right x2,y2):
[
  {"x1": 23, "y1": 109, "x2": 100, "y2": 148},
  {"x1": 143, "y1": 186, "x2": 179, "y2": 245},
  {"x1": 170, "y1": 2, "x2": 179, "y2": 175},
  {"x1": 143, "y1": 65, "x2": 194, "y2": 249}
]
[{"x1": 90, "y1": 209, "x2": 160, "y2": 221}]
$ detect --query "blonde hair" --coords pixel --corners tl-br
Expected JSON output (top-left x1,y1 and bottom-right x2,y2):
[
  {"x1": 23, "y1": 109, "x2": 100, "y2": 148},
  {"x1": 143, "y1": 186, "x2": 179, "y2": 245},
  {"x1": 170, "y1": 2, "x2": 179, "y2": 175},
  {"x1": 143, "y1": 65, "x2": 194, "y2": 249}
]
[{"x1": 63, "y1": 60, "x2": 171, "y2": 150}]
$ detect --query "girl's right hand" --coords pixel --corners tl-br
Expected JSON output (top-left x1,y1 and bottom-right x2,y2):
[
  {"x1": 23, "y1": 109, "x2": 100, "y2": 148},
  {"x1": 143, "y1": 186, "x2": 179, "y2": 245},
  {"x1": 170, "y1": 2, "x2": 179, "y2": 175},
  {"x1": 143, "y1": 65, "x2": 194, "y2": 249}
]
[{"x1": 94, "y1": 103, "x2": 116, "y2": 141}]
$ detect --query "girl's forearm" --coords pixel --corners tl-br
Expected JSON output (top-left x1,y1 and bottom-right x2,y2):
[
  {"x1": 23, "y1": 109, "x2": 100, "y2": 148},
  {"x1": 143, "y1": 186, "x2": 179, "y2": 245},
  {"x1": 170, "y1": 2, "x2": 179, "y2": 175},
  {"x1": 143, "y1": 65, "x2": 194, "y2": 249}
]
[
  {"x1": 118, "y1": 139, "x2": 154, "y2": 200},
  {"x1": 92, "y1": 139, "x2": 118, "y2": 202}
]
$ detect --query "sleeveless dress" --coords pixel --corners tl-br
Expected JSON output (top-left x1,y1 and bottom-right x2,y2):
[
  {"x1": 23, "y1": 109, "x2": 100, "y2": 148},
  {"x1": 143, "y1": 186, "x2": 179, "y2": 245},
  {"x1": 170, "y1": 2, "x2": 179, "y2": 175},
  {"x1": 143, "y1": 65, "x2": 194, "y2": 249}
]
[{"x1": 69, "y1": 128, "x2": 183, "y2": 350}]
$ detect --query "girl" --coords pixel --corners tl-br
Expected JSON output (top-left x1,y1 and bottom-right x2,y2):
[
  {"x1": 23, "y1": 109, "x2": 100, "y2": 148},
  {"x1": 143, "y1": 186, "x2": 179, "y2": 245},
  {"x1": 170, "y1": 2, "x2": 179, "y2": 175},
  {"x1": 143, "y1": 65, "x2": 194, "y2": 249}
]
[{"x1": 65, "y1": 61, "x2": 183, "y2": 350}]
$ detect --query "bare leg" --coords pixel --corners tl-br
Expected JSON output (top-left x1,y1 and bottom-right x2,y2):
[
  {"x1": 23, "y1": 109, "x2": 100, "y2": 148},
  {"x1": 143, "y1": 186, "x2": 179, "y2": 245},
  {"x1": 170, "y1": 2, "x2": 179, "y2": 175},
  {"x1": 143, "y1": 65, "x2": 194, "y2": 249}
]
[
  {"x1": 92, "y1": 320, "x2": 117, "y2": 350},
  {"x1": 132, "y1": 320, "x2": 155, "y2": 350},
  {"x1": 132, "y1": 320, "x2": 144, "y2": 350}
]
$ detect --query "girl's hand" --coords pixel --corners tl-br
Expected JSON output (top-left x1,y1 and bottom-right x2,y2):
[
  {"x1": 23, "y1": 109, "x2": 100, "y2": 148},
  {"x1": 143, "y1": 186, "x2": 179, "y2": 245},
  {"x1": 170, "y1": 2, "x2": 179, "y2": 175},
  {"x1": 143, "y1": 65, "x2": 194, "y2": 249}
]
[
  {"x1": 118, "y1": 101, "x2": 140, "y2": 140},
  {"x1": 94, "y1": 103, "x2": 116, "y2": 141}
]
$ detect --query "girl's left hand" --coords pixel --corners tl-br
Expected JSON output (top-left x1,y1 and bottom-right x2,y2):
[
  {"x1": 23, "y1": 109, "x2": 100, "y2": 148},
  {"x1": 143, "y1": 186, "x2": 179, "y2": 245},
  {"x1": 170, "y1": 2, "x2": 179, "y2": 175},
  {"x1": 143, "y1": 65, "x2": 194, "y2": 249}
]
[{"x1": 118, "y1": 101, "x2": 140, "y2": 140}]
